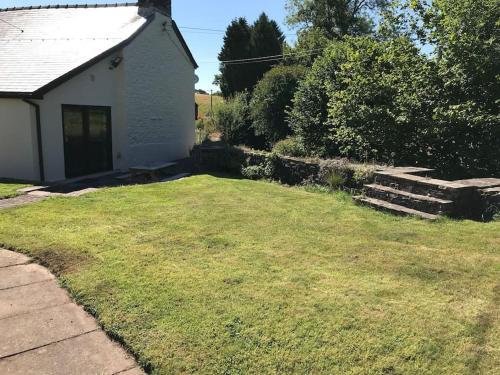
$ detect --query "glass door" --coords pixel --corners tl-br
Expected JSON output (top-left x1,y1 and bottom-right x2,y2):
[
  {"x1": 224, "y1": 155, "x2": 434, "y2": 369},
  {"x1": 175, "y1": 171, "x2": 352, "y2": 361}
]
[{"x1": 62, "y1": 105, "x2": 112, "y2": 179}]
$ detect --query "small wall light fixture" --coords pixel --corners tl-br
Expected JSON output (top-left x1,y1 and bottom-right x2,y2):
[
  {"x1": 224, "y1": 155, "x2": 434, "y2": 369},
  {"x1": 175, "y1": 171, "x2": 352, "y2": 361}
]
[{"x1": 109, "y1": 56, "x2": 123, "y2": 70}]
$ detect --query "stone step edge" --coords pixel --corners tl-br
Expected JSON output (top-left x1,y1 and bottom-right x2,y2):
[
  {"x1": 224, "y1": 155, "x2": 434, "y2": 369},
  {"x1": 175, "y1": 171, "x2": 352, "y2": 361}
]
[
  {"x1": 353, "y1": 196, "x2": 439, "y2": 220},
  {"x1": 374, "y1": 171, "x2": 473, "y2": 191},
  {"x1": 364, "y1": 184, "x2": 454, "y2": 204}
]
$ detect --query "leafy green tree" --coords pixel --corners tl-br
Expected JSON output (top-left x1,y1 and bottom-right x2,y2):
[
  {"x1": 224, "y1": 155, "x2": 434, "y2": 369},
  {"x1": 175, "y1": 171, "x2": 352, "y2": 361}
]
[
  {"x1": 289, "y1": 37, "x2": 438, "y2": 163},
  {"x1": 216, "y1": 18, "x2": 252, "y2": 99},
  {"x1": 250, "y1": 65, "x2": 307, "y2": 146},
  {"x1": 286, "y1": 0, "x2": 389, "y2": 39},
  {"x1": 411, "y1": 0, "x2": 500, "y2": 177},
  {"x1": 288, "y1": 40, "x2": 345, "y2": 156},
  {"x1": 284, "y1": 27, "x2": 331, "y2": 66}
]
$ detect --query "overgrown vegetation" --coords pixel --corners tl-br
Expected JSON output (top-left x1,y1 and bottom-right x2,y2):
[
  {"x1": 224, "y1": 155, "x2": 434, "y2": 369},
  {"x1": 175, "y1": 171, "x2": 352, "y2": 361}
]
[
  {"x1": 0, "y1": 176, "x2": 498, "y2": 374},
  {"x1": 287, "y1": 0, "x2": 500, "y2": 178},
  {"x1": 214, "y1": 0, "x2": 499, "y2": 178}
]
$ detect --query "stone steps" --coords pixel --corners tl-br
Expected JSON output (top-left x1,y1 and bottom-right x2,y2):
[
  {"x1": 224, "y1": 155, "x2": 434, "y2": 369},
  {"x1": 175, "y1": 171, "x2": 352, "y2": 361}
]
[
  {"x1": 354, "y1": 196, "x2": 439, "y2": 220},
  {"x1": 364, "y1": 184, "x2": 454, "y2": 215},
  {"x1": 374, "y1": 171, "x2": 473, "y2": 201}
]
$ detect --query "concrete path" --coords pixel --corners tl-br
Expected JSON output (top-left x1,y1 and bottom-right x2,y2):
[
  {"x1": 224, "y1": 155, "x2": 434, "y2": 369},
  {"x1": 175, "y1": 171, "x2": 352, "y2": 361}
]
[
  {"x1": 0, "y1": 195, "x2": 47, "y2": 210},
  {"x1": 0, "y1": 249, "x2": 145, "y2": 375}
]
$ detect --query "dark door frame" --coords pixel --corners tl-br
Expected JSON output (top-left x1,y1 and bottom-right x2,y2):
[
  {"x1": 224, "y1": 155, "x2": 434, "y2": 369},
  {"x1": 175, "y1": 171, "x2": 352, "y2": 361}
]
[{"x1": 61, "y1": 104, "x2": 113, "y2": 179}]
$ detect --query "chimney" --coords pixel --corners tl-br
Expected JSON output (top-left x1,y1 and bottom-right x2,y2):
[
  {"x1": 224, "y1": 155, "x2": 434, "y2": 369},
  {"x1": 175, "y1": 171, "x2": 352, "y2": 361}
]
[{"x1": 138, "y1": 0, "x2": 171, "y2": 17}]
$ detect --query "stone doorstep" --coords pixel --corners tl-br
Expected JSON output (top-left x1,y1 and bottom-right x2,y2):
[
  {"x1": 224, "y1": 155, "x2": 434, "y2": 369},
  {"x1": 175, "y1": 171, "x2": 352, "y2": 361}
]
[
  {"x1": 159, "y1": 173, "x2": 191, "y2": 183},
  {"x1": 129, "y1": 161, "x2": 178, "y2": 173},
  {"x1": 16, "y1": 186, "x2": 49, "y2": 193}
]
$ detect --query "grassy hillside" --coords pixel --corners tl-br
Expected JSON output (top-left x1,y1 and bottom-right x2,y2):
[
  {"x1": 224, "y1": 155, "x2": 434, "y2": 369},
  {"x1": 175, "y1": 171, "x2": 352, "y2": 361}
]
[{"x1": 196, "y1": 93, "x2": 223, "y2": 119}]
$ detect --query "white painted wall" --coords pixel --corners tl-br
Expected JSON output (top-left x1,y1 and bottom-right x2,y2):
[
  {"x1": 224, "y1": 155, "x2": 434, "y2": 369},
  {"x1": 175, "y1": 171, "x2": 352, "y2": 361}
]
[
  {"x1": 0, "y1": 99, "x2": 40, "y2": 181},
  {"x1": 1, "y1": 9, "x2": 195, "y2": 182},
  {"x1": 33, "y1": 56, "x2": 127, "y2": 182},
  {"x1": 122, "y1": 13, "x2": 195, "y2": 166}
]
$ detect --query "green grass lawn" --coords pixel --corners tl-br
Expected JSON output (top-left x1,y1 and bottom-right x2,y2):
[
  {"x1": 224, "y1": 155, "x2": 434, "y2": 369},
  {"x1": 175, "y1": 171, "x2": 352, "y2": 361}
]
[
  {"x1": 0, "y1": 175, "x2": 498, "y2": 374},
  {"x1": 0, "y1": 183, "x2": 30, "y2": 199}
]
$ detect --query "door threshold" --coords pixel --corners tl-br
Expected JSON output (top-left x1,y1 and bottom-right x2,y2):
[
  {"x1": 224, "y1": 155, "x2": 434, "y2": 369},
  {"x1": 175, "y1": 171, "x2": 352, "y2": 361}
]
[{"x1": 59, "y1": 170, "x2": 118, "y2": 185}]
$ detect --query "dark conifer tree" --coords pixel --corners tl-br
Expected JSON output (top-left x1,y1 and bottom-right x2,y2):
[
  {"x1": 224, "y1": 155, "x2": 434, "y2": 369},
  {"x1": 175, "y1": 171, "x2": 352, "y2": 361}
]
[{"x1": 216, "y1": 18, "x2": 252, "y2": 99}]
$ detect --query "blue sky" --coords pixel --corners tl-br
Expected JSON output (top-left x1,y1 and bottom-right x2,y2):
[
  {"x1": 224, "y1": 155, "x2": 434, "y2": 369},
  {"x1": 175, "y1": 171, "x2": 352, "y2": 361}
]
[{"x1": 1, "y1": 0, "x2": 297, "y2": 91}]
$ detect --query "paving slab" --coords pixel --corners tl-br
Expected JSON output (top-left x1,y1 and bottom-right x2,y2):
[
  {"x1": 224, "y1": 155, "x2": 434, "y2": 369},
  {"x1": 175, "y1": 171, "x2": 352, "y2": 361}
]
[
  {"x1": 0, "y1": 249, "x2": 145, "y2": 374},
  {"x1": 0, "y1": 264, "x2": 54, "y2": 290},
  {"x1": 0, "y1": 303, "x2": 98, "y2": 358},
  {"x1": 0, "y1": 280, "x2": 70, "y2": 319},
  {"x1": 0, "y1": 330, "x2": 140, "y2": 375},
  {"x1": 0, "y1": 195, "x2": 47, "y2": 210},
  {"x1": 0, "y1": 249, "x2": 30, "y2": 268}
]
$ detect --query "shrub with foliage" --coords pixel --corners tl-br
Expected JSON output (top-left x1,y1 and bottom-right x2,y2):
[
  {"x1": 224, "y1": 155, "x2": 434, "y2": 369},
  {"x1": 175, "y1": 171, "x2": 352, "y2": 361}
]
[
  {"x1": 287, "y1": 41, "x2": 344, "y2": 157},
  {"x1": 289, "y1": 26, "x2": 499, "y2": 177},
  {"x1": 250, "y1": 65, "x2": 307, "y2": 147},
  {"x1": 272, "y1": 137, "x2": 306, "y2": 157},
  {"x1": 411, "y1": 0, "x2": 500, "y2": 177},
  {"x1": 213, "y1": 92, "x2": 264, "y2": 148}
]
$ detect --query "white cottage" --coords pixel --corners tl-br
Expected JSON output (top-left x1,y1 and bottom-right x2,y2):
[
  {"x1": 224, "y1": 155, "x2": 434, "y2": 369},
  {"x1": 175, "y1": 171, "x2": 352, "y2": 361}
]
[{"x1": 0, "y1": 0, "x2": 197, "y2": 182}]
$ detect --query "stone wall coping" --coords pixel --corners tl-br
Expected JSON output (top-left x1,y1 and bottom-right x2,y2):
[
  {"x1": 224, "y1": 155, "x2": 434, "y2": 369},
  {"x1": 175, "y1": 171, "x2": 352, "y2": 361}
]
[{"x1": 376, "y1": 171, "x2": 474, "y2": 190}]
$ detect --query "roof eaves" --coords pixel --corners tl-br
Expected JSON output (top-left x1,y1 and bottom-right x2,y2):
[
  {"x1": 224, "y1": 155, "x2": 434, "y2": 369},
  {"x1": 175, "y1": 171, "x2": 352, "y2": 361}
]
[
  {"x1": 0, "y1": 91, "x2": 41, "y2": 99},
  {"x1": 171, "y1": 20, "x2": 198, "y2": 69}
]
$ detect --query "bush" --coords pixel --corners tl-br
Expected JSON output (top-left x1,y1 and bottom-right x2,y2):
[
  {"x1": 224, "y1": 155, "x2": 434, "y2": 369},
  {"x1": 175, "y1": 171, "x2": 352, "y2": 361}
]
[
  {"x1": 318, "y1": 159, "x2": 377, "y2": 189},
  {"x1": 291, "y1": 37, "x2": 437, "y2": 165},
  {"x1": 213, "y1": 92, "x2": 265, "y2": 148},
  {"x1": 289, "y1": 1, "x2": 500, "y2": 178},
  {"x1": 241, "y1": 165, "x2": 268, "y2": 180},
  {"x1": 288, "y1": 40, "x2": 346, "y2": 157},
  {"x1": 272, "y1": 137, "x2": 306, "y2": 157},
  {"x1": 250, "y1": 65, "x2": 306, "y2": 147}
]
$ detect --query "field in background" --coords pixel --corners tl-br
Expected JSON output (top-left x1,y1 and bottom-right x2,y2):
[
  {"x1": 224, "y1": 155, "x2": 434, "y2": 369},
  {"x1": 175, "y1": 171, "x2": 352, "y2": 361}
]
[{"x1": 195, "y1": 93, "x2": 223, "y2": 119}]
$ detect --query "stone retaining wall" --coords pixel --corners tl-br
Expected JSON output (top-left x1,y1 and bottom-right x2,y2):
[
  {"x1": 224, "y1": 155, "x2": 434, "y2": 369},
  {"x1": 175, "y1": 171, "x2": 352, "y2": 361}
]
[{"x1": 192, "y1": 145, "x2": 378, "y2": 189}]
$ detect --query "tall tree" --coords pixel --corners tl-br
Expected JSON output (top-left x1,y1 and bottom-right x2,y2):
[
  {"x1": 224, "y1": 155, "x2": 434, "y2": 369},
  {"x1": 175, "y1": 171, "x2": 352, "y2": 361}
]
[
  {"x1": 249, "y1": 13, "x2": 286, "y2": 86},
  {"x1": 286, "y1": 0, "x2": 389, "y2": 39},
  {"x1": 216, "y1": 18, "x2": 252, "y2": 99},
  {"x1": 217, "y1": 14, "x2": 285, "y2": 98}
]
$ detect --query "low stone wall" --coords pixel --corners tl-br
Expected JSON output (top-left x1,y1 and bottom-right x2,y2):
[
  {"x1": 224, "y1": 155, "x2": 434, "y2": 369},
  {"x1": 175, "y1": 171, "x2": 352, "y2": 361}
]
[
  {"x1": 480, "y1": 188, "x2": 500, "y2": 220},
  {"x1": 191, "y1": 144, "x2": 379, "y2": 189}
]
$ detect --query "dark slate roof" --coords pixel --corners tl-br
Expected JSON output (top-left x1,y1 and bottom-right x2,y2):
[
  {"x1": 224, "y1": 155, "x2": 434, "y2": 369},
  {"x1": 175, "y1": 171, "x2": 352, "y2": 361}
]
[{"x1": 0, "y1": 3, "x2": 197, "y2": 98}]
